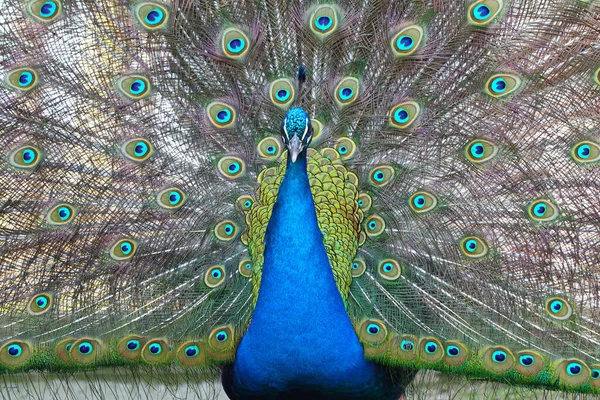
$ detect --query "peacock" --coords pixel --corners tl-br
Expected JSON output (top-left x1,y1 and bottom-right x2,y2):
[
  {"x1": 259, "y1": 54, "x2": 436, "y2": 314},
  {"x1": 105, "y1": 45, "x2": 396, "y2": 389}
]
[{"x1": 1, "y1": 0, "x2": 600, "y2": 398}]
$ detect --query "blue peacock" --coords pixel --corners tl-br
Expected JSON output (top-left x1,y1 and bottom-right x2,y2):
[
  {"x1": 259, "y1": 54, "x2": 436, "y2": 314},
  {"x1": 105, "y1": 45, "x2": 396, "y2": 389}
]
[{"x1": 1, "y1": 0, "x2": 600, "y2": 399}]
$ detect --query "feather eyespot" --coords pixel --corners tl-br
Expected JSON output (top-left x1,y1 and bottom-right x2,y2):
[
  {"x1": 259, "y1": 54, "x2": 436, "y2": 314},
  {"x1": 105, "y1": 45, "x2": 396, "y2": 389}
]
[
  {"x1": 121, "y1": 138, "x2": 153, "y2": 163},
  {"x1": 409, "y1": 191, "x2": 438, "y2": 213},
  {"x1": 527, "y1": 199, "x2": 559, "y2": 223},
  {"x1": 369, "y1": 166, "x2": 395, "y2": 187},
  {"x1": 460, "y1": 236, "x2": 488, "y2": 258},
  {"x1": 217, "y1": 156, "x2": 245, "y2": 179},
  {"x1": 365, "y1": 215, "x2": 385, "y2": 238},
  {"x1": 485, "y1": 74, "x2": 521, "y2": 98},
  {"x1": 357, "y1": 193, "x2": 372, "y2": 212},
  {"x1": 390, "y1": 25, "x2": 423, "y2": 56},
  {"x1": 70, "y1": 338, "x2": 102, "y2": 364},
  {"x1": 358, "y1": 320, "x2": 388, "y2": 346},
  {"x1": 515, "y1": 351, "x2": 544, "y2": 376},
  {"x1": 335, "y1": 138, "x2": 357, "y2": 159},
  {"x1": 110, "y1": 238, "x2": 137, "y2": 261},
  {"x1": 116, "y1": 75, "x2": 151, "y2": 100},
  {"x1": 350, "y1": 258, "x2": 366, "y2": 278},
  {"x1": 465, "y1": 139, "x2": 498, "y2": 163},
  {"x1": 134, "y1": 2, "x2": 169, "y2": 30},
  {"x1": 208, "y1": 326, "x2": 235, "y2": 360},
  {"x1": 419, "y1": 337, "x2": 443, "y2": 363},
  {"x1": 258, "y1": 137, "x2": 283, "y2": 160},
  {"x1": 26, "y1": 0, "x2": 61, "y2": 23},
  {"x1": 9, "y1": 145, "x2": 43, "y2": 169},
  {"x1": 571, "y1": 141, "x2": 600, "y2": 164},
  {"x1": 389, "y1": 101, "x2": 420, "y2": 129},
  {"x1": 27, "y1": 292, "x2": 53, "y2": 316},
  {"x1": 555, "y1": 359, "x2": 590, "y2": 386},
  {"x1": 214, "y1": 220, "x2": 238, "y2": 241},
  {"x1": 334, "y1": 77, "x2": 359, "y2": 107},
  {"x1": 46, "y1": 203, "x2": 76, "y2": 225},
  {"x1": 207, "y1": 102, "x2": 236, "y2": 128},
  {"x1": 378, "y1": 259, "x2": 401, "y2": 281},
  {"x1": 544, "y1": 297, "x2": 572, "y2": 320},
  {"x1": 270, "y1": 78, "x2": 295, "y2": 108},
  {"x1": 205, "y1": 265, "x2": 226, "y2": 288},
  {"x1": 117, "y1": 335, "x2": 146, "y2": 361},
  {"x1": 141, "y1": 339, "x2": 170, "y2": 363},
  {"x1": 156, "y1": 188, "x2": 186, "y2": 210},
  {"x1": 309, "y1": 5, "x2": 338, "y2": 36},
  {"x1": 177, "y1": 341, "x2": 206, "y2": 367},
  {"x1": 221, "y1": 28, "x2": 250, "y2": 59},
  {"x1": 468, "y1": 0, "x2": 503, "y2": 25},
  {"x1": 5, "y1": 68, "x2": 38, "y2": 91},
  {"x1": 444, "y1": 341, "x2": 468, "y2": 366},
  {"x1": 238, "y1": 259, "x2": 253, "y2": 278},
  {"x1": 0, "y1": 341, "x2": 31, "y2": 367}
]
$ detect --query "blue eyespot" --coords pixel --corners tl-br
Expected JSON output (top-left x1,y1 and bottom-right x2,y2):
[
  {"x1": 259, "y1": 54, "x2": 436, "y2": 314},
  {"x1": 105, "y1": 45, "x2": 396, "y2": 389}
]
[
  {"x1": 400, "y1": 340, "x2": 414, "y2": 351},
  {"x1": 227, "y1": 162, "x2": 240, "y2": 173},
  {"x1": 227, "y1": 38, "x2": 246, "y2": 54},
  {"x1": 22, "y1": 149, "x2": 36, "y2": 164},
  {"x1": 425, "y1": 341, "x2": 438, "y2": 354},
  {"x1": 78, "y1": 342, "x2": 93, "y2": 354},
  {"x1": 266, "y1": 146, "x2": 276, "y2": 155},
  {"x1": 224, "y1": 224, "x2": 234, "y2": 235},
  {"x1": 134, "y1": 142, "x2": 149, "y2": 157},
  {"x1": 275, "y1": 89, "x2": 290, "y2": 102},
  {"x1": 168, "y1": 191, "x2": 181, "y2": 205},
  {"x1": 185, "y1": 345, "x2": 199, "y2": 357},
  {"x1": 393, "y1": 108, "x2": 409, "y2": 124},
  {"x1": 470, "y1": 142, "x2": 485, "y2": 159},
  {"x1": 465, "y1": 239, "x2": 477, "y2": 253},
  {"x1": 413, "y1": 195, "x2": 425, "y2": 209},
  {"x1": 368, "y1": 221, "x2": 377, "y2": 231},
  {"x1": 550, "y1": 300, "x2": 563, "y2": 313},
  {"x1": 244, "y1": 200, "x2": 252, "y2": 208},
  {"x1": 352, "y1": 262, "x2": 359, "y2": 270},
  {"x1": 127, "y1": 340, "x2": 140, "y2": 351},
  {"x1": 57, "y1": 206, "x2": 71, "y2": 221},
  {"x1": 366, "y1": 323, "x2": 380, "y2": 335},
  {"x1": 65, "y1": 343, "x2": 72, "y2": 351},
  {"x1": 395, "y1": 36, "x2": 414, "y2": 51},
  {"x1": 446, "y1": 345, "x2": 460, "y2": 357},
  {"x1": 492, "y1": 350, "x2": 507, "y2": 363},
  {"x1": 373, "y1": 172, "x2": 385, "y2": 182},
  {"x1": 591, "y1": 369, "x2": 600, "y2": 379},
  {"x1": 577, "y1": 144, "x2": 591, "y2": 159},
  {"x1": 567, "y1": 362, "x2": 582, "y2": 376},
  {"x1": 216, "y1": 109, "x2": 232, "y2": 124},
  {"x1": 121, "y1": 242, "x2": 133, "y2": 255},
  {"x1": 338, "y1": 87, "x2": 354, "y2": 101},
  {"x1": 149, "y1": 343, "x2": 162, "y2": 355},
  {"x1": 7, "y1": 344, "x2": 22, "y2": 357},
  {"x1": 490, "y1": 77, "x2": 507, "y2": 94},
  {"x1": 473, "y1": 4, "x2": 491, "y2": 20},
  {"x1": 315, "y1": 16, "x2": 332, "y2": 31},
  {"x1": 40, "y1": 1, "x2": 57, "y2": 17},
  {"x1": 144, "y1": 8, "x2": 164, "y2": 25},
  {"x1": 244, "y1": 262, "x2": 251, "y2": 269},
  {"x1": 382, "y1": 263, "x2": 393, "y2": 273},
  {"x1": 18, "y1": 71, "x2": 34, "y2": 87},
  {"x1": 533, "y1": 202, "x2": 547, "y2": 217},
  {"x1": 211, "y1": 269, "x2": 222, "y2": 279},
  {"x1": 216, "y1": 331, "x2": 228, "y2": 342},
  {"x1": 35, "y1": 296, "x2": 48, "y2": 309},
  {"x1": 338, "y1": 146, "x2": 348, "y2": 155},
  {"x1": 130, "y1": 79, "x2": 147, "y2": 95},
  {"x1": 519, "y1": 355, "x2": 534, "y2": 366}
]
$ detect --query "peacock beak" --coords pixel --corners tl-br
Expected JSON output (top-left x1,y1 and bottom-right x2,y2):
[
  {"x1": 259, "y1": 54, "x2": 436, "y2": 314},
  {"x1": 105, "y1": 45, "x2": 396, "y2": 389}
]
[{"x1": 288, "y1": 135, "x2": 302, "y2": 163}]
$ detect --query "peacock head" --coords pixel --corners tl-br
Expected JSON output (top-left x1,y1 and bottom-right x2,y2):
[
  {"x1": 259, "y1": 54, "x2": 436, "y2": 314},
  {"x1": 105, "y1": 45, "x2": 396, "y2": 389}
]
[{"x1": 281, "y1": 107, "x2": 313, "y2": 163}]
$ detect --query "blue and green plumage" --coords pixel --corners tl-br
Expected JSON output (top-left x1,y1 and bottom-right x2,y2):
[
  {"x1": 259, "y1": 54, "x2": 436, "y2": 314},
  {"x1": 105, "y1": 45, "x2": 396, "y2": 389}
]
[{"x1": 2, "y1": 0, "x2": 600, "y2": 399}]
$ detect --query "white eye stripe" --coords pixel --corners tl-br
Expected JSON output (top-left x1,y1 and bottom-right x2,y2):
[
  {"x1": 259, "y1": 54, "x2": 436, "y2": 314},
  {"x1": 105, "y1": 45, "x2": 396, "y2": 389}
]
[
  {"x1": 283, "y1": 117, "x2": 289, "y2": 138},
  {"x1": 301, "y1": 117, "x2": 309, "y2": 141}
]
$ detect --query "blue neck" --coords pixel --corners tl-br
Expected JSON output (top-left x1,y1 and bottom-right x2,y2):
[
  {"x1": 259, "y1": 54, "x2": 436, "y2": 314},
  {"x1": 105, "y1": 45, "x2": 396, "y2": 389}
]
[{"x1": 230, "y1": 151, "x2": 379, "y2": 395}]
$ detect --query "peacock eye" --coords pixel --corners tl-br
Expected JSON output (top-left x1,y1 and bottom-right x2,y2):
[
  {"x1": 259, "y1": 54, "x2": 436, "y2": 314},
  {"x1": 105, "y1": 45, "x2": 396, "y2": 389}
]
[
  {"x1": 217, "y1": 156, "x2": 245, "y2": 179},
  {"x1": 571, "y1": 141, "x2": 600, "y2": 164},
  {"x1": 465, "y1": 139, "x2": 498, "y2": 163},
  {"x1": 378, "y1": 259, "x2": 401, "y2": 281},
  {"x1": 221, "y1": 27, "x2": 250, "y2": 58},
  {"x1": 126, "y1": 340, "x2": 140, "y2": 351},
  {"x1": 205, "y1": 265, "x2": 226, "y2": 288},
  {"x1": 460, "y1": 236, "x2": 488, "y2": 258},
  {"x1": 492, "y1": 350, "x2": 507, "y2": 363},
  {"x1": 26, "y1": 0, "x2": 62, "y2": 22},
  {"x1": 519, "y1": 355, "x2": 534, "y2": 366},
  {"x1": 364, "y1": 215, "x2": 385, "y2": 238},
  {"x1": 527, "y1": 199, "x2": 559, "y2": 223},
  {"x1": 157, "y1": 187, "x2": 186, "y2": 210},
  {"x1": 309, "y1": 5, "x2": 338, "y2": 36},
  {"x1": 335, "y1": 138, "x2": 357, "y2": 159},
  {"x1": 238, "y1": 259, "x2": 253, "y2": 278},
  {"x1": 78, "y1": 342, "x2": 93, "y2": 355},
  {"x1": 9, "y1": 145, "x2": 43, "y2": 169},
  {"x1": 7, "y1": 344, "x2": 23, "y2": 357},
  {"x1": 350, "y1": 258, "x2": 366, "y2": 278},
  {"x1": 369, "y1": 166, "x2": 395, "y2": 187},
  {"x1": 409, "y1": 191, "x2": 438, "y2": 213},
  {"x1": 27, "y1": 292, "x2": 53, "y2": 316},
  {"x1": 390, "y1": 25, "x2": 423, "y2": 56},
  {"x1": 207, "y1": 102, "x2": 237, "y2": 128},
  {"x1": 468, "y1": 0, "x2": 503, "y2": 25},
  {"x1": 185, "y1": 345, "x2": 199, "y2": 357},
  {"x1": 545, "y1": 297, "x2": 572, "y2": 320},
  {"x1": 216, "y1": 330, "x2": 228, "y2": 342},
  {"x1": 134, "y1": 2, "x2": 169, "y2": 30},
  {"x1": 149, "y1": 343, "x2": 162, "y2": 354},
  {"x1": 566, "y1": 362, "x2": 582, "y2": 376},
  {"x1": 46, "y1": 203, "x2": 76, "y2": 225},
  {"x1": 446, "y1": 345, "x2": 460, "y2": 357},
  {"x1": 214, "y1": 220, "x2": 238, "y2": 241},
  {"x1": 485, "y1": 74, "x2": 521, "y2": 98},
  {"x1": 366, "y1": 323, "x2": 380, "y2": 335},
  {"x1": 270, "y1": 79, "x2": 295, "y2": 108},
  {"x1": 592, "y1": 369, "x2": 600, "y2": 379},
  {"x1": 110, "y1": 238, "x2": 137, "y2": 261},
  {"x1": 121, "y1": 138, "x2": 153, "y2": 163},
  {"x1": 116, "y1": 75, "x2": 151, "y2": 100},
  {"x1": 425, "y1": 341, "x2": 438, "y2": 354},
  {"x1": 334, "y1": 77, "x2": 359, "y2": 107},
  {"x1": 400, "y1": 340, "x2": 414, "y2": 351},
  {"x1": 5, "y1": 68, "x2": 39, "y2": 91},
  {"x1": 258, "y1": 137, "x2": 283, "y2": 159}
]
